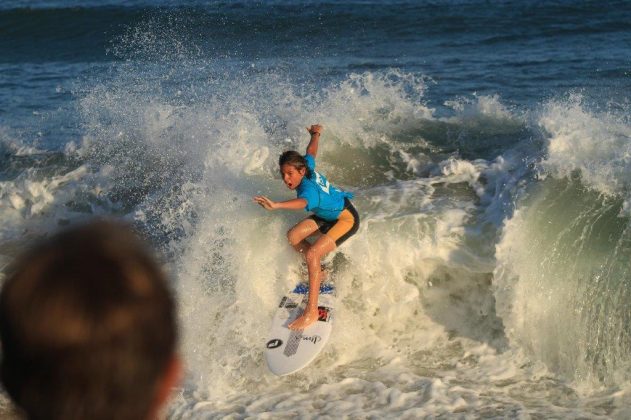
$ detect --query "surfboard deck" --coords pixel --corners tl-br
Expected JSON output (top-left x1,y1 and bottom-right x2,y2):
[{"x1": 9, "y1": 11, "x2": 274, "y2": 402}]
[{"x1": 265, "y1": 282, "x2": 335, "y2": 376}]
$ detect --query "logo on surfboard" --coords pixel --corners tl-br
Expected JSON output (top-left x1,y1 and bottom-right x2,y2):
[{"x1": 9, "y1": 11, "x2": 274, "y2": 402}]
[
  {"x1": 318, "y1": 306, "x2": 331, "y2": 322},
  {"x1": 266, "y1": 339, "x2": 283, "y2": 349},
  {"x1": 302, "y1": 335, "x2": 321, "y2": 345},
  {"x1": 292, "y1": 283, "x2": 335, "y2": 295}
]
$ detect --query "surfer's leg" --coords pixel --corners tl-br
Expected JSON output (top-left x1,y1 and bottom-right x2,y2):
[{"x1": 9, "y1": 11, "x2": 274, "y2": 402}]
[
  {"x1": 286, "y1": 218, "x2": 319, "y2": 254},
  {"x1": 289, "y1": 234, "x2": 336, "y2": 330}
]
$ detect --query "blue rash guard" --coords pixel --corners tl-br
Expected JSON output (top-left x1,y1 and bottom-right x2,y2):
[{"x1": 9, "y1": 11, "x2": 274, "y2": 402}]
[{"x1": 296, "y1": 154, "x2": 354, "y2": 221}]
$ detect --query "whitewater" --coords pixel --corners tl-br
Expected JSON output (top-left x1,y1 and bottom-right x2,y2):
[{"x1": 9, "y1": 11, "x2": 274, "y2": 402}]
[{"x1": 1, "y1": 1, "x2": 631, "y2": 418}]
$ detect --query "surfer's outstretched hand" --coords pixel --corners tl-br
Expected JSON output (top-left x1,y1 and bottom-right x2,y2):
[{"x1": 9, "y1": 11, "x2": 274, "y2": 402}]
[
  {"x1": 253, "y1": 195, "x2": 277, "y2": 210},
  {"x1": 288, "y1": 306, "x2": 318, "y2": 330}
]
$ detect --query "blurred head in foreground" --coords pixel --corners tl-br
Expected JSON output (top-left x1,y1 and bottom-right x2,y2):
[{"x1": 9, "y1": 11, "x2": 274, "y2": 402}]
[{"x1": 0, "y1": 221, "x2": 180, "y2": 420}]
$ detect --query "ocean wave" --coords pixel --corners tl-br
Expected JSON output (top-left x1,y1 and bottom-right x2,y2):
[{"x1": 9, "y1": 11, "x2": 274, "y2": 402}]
[
  {"x1": 495, "y1": 177, "x2": 631, "y2": 387},
  {"x1": 537, "y1": 94, "x2": 631, "y2": 213},
  {"x1": 490, "y1": 94, "x2": 631, "y2": 388}
]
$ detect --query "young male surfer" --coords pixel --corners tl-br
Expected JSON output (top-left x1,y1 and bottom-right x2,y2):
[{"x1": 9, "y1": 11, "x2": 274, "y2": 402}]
[{"x1": 254, "y1": 124, "x2": 359, "y2": 330}]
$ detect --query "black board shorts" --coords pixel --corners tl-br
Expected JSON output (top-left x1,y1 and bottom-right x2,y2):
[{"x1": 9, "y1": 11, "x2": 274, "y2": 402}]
[{"x1": 309, "y1": 198, "x2": 360, "y2": 247}]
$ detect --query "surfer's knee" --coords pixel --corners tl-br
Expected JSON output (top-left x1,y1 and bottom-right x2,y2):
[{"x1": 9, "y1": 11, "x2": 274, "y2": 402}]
[
  {"x1": 305, "y1": 246, "x2": 322, "y2": 264},
  {"x1": 286, "y1": 228, "x2": 300, "y2": 246}
]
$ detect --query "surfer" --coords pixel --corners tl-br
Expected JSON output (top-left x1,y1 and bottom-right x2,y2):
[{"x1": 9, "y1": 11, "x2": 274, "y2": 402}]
[{"x1": 254, "y1": 124, "x2": 359, "y2": 330}]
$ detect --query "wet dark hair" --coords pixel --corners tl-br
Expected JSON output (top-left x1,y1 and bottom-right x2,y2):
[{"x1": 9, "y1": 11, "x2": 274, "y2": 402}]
[
  {"x1": 279, "y1": 150, "x2": 311, "y2": 177},
  {"x1": 0, "y1": 220, "x2": 177, "y2": 420}
]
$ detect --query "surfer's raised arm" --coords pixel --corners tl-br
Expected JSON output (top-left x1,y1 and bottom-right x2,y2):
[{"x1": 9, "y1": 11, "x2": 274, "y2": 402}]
[{"x1": 305, "y1": 124, "x2": 322, "y2": 157}]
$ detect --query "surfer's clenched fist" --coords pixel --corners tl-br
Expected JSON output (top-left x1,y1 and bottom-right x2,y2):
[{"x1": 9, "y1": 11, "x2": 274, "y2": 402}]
[{"x1": 306, "y1": 124, "x2": 322, "y2": 135}]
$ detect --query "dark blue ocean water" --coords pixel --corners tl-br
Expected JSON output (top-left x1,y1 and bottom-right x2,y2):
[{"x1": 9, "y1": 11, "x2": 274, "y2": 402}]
[{"x1": 1, "y1": 0, "x2": 630, "y2": 148}]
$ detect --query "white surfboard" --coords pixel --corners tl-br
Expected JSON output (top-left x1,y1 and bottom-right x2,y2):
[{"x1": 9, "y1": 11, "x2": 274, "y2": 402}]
[{"x1": 265, "y1": 282, "x2": 335, "y2": 376}]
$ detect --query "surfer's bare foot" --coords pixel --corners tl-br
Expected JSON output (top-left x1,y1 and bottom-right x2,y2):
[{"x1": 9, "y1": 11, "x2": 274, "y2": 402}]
[{"x1": 288, "y1": 307, "x2": 318, "y2": 330}]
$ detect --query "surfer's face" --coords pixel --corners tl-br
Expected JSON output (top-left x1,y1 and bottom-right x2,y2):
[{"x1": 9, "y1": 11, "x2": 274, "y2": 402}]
[{"x1": 280, "y1": 164, "x2": 306, "y2": 190}]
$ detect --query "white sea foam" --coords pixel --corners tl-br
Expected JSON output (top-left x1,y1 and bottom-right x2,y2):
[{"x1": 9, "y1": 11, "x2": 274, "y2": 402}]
[
  {"x1": 77, "y1": 67, "x2": 623, "y2": 415},
  {"x1": 97, "y1": 72, "x2": 594, "y2": 416},
  {"x1": 445, "y1": 94, "x2": 516, "y2": 122},
  {"x1": 71, "y1": 69, "x2": 505, "y2": 415},
  {"x1": 538, "y1": 94, "x2": 631, "y2": 212},
  {"x1": 316, "y1": 70, "x2": 434, "y2": 148},
  {"x1": 0, "y1": 143, "x2": 116, "y2": 245}
]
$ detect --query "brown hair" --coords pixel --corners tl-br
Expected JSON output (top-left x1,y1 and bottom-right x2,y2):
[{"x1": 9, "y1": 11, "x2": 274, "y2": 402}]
[
  {"x1": 279, "y1": 150, "x2": 311, "y2": 177},
  {"x1": 0, "y1": 220, "x2": 177, "y2": 420}
]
